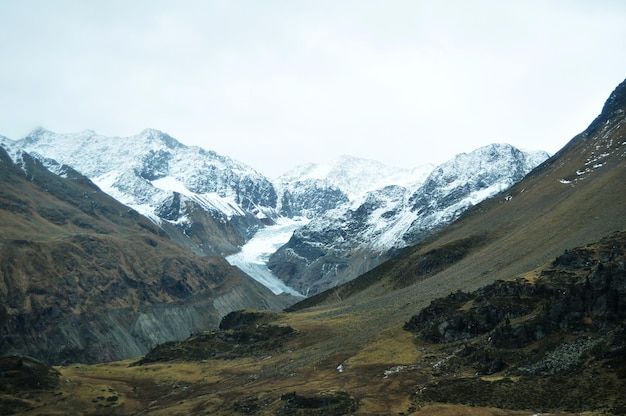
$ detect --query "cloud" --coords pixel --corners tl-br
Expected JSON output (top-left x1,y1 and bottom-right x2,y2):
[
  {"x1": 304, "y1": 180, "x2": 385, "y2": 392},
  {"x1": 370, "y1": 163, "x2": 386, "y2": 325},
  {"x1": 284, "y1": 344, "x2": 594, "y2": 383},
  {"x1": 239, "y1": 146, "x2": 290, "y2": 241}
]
[{"x1": 1, "y1": 1, "x2": 625, "y2": 177}]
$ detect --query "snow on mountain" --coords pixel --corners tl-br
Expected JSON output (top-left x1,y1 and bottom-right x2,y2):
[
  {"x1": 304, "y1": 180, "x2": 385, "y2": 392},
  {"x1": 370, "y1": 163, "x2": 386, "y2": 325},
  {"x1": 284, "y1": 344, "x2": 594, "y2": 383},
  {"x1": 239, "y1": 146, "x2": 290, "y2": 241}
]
[
  {"x1": 269, "y1": 143, "x2": 549, "y2": 295},
  {"x1": 555, "y1": 83, "x2": 626, "y2": 186},
  {"x1": 403, "y1": 143, "x2": 549, "y2": 243},
  {"x1": 278, "y1": 154, "x2": 433, "y2": 201},
  {"x1": 1, "y1": 129, "x2": 550, "y2": 298},
  {"x1": 2, "y1": 128, "x2": 278, "y2": 256},
  {"x1": 274, "y1": 155, "x2": 433, "y2": 219},
  {"x1": 15, "y1": 128, "x2": 275, "y2": 214}
]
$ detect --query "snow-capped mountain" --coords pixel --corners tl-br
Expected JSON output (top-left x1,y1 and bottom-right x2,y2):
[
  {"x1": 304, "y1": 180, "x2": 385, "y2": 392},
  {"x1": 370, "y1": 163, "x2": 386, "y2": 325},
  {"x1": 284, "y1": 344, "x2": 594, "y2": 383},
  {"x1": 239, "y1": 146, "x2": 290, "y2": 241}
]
[
  {"x1": 1, "y1": 128, "x2": 278, "y2": 256},
  {"x1": 274, "y1": 154, "x2": 432, "y2": 219},
  {"x1": 268, "y1": 144, "x2": 549, "y2": 295},
  {"x1": 274, "y1": 155, "x2": 434, "y2": 219},
  {"x1": 404, "y1": 143, "x2": 549, "y2": 243},
  {"x1": 4, "y1": 130, "x2": 438, "y2": 295},
  {"x1": 277, "y1": 154, "x2": 434, "y2": 201},
  {"x1": 1, "y1": 128, "x2": 548, "y2": 299}
]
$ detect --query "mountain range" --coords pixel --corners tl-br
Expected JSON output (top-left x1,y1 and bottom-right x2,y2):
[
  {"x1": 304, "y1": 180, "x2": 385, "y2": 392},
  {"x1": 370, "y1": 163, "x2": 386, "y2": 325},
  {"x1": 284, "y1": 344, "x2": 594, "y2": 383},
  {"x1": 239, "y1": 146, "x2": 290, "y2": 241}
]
[
  {"x1": 0, "y1": 112, "x2": 552, "y2": 364},
  {"x1": 270, "y1": 143, "x2": 548, "y2": 295},
  {"x1": 1, "y1": 130, "x2": 547, "y2": 298},
  {"x1": 0, "y1": 126, "x2": 550, "y2": 367},
  {"x1": 0, "y1": 77, "x2": 623, "y2": 415}
]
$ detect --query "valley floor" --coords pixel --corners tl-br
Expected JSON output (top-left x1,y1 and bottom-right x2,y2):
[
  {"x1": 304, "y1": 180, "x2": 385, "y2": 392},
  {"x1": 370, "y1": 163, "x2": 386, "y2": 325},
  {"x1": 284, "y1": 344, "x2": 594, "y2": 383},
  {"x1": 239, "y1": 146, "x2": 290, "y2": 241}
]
[
  {"x1": 4, "y1": 230, "x2": 626, "y2": 415},
  {"x1": 3, "y1": 305, "x2": 618, "y2": 415}
]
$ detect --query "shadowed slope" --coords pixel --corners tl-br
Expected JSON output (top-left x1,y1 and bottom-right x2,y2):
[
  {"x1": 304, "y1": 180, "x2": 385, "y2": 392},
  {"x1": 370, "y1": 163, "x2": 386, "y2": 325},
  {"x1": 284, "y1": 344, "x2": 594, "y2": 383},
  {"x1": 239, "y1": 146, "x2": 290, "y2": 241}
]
[{"x1": 0, "y1": 148, "x2": 296, "y2": 364}]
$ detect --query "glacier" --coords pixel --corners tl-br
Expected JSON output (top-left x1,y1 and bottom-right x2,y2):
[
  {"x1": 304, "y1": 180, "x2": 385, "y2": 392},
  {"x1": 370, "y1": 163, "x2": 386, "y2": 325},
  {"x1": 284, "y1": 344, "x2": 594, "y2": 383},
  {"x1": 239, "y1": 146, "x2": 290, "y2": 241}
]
[{"x1": 226, "y1": 218, "x2": 308, "y2": 297}]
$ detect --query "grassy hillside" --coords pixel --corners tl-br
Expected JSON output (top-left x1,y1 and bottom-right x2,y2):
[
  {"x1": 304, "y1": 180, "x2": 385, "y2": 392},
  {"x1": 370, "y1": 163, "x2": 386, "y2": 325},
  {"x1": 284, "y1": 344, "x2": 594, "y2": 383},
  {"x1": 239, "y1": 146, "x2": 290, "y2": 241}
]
[
  {"x1": 0, "y1": 149, "x2": 295, "y2": 364},
  {"x1": 2, "y1": 230, "x2": 624, "y2": 414}
]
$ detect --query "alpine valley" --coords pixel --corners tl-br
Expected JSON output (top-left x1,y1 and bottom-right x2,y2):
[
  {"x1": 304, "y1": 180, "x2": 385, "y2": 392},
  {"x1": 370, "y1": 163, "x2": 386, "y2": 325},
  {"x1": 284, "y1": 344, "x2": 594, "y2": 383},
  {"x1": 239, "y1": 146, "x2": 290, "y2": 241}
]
[
  {"x1": 1, "y1": 130, "x2": 547, "y2": 298},
  {"x1": 1, "y1": 77, "x2": 625, "y2": 415}
]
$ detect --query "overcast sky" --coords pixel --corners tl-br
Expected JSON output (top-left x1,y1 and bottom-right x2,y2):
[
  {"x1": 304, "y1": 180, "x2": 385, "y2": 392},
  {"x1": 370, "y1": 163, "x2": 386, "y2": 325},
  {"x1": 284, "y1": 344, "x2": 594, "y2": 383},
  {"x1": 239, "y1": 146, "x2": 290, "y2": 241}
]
[{"x1": 1, "y1": 1, "x2": 625, "y2": 178}]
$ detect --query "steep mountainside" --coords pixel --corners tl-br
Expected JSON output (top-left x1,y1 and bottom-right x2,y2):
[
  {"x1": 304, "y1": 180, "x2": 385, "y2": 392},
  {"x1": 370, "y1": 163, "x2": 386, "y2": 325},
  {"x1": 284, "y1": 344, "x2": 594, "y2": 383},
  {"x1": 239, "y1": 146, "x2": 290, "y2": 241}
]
[
  {"x1": 276, "y1": 154, "x2": 433, "y2": 202},
  {"x1": 0, "y1": 129, "x2": 278, "y2": 256},
  {"x1": 292, "y1": 77, "x2": 626, "y2": 311},
  {"x1": 270, "y1": 144, "x2": 548, "y2": 296},
  {"x1": 0, "y1": 147, "x2": 296, "y2": 364}
]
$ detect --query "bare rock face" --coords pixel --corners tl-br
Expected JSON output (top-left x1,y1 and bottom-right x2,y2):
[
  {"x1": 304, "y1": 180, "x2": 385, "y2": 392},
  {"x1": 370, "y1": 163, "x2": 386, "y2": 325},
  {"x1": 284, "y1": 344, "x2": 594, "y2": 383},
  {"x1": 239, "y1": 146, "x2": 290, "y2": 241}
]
[
  {"x1": 597, "y1": 77, "x2": 626, "y2": 123},
  {"x1": 276, "y1": 178, "x2": 349, "y2": 218}
]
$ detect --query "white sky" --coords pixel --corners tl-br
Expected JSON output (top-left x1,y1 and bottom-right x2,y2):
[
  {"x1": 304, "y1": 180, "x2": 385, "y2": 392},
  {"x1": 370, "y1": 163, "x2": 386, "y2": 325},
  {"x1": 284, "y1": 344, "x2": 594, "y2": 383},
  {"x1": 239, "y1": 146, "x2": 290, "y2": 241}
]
[{"x1": 1, "y1": 1, "x2": 625, "y2": 178}]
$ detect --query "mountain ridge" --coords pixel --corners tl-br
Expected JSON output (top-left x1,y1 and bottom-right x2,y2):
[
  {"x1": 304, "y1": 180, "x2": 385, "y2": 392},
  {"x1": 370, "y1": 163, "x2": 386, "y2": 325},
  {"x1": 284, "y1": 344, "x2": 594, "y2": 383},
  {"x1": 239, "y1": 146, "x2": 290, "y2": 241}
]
[
  {"x1": 1, "y1": 129, "x2": 548, "y2": 298},
  {"x1": 0, "y1": 146, "x2": 296, "y2": 364},
  {"x1": 276, "y1": 154, "x2": 434, "y2": 201},
  {"x1": 270, "y1": 143, "x2": 548, "y2": 295}
]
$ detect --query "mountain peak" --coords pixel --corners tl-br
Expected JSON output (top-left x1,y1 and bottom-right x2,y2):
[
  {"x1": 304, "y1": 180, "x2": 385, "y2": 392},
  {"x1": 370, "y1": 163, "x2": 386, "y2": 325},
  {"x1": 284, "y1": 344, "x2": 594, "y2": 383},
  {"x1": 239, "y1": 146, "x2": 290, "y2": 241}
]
[
  {"x1": 586, "y1": 77, "x2": 626, "y2": 135},
  {"x1": 24, "y1": 126, "x2": 53, "y2": 141},
  {"x1": 138, "y1": 128, "x2": 181, "y2": 149},
  {"x1": 278, "y1": 154, "x2": 433, "y2": 200},
  {"x1": 601, "y1": 77, "x2": 626, "y2": 116},
  {"x1": 27, "y1": 126, "x2": 50, "y2": 135}
]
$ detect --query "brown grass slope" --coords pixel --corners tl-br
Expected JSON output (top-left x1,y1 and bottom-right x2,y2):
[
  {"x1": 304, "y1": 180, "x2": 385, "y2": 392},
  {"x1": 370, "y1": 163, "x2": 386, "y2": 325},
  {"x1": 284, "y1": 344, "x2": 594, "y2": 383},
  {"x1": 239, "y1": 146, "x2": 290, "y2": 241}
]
[
  {"x1": 0, "y1": 149, "x2": 295, "y2": 365},
  {"x1": 292, "y1": 77, "x2": 626, "y2": 315},
  {"x1": 9, "y1": 230, "x2": 622, "y2": 415}
]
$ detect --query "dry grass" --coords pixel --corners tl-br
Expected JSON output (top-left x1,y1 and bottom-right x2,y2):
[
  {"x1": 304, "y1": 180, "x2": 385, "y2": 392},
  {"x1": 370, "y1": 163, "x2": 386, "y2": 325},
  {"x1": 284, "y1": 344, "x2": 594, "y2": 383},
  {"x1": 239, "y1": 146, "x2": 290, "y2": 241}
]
[
  {"x1": 2, "y1": 304, "x2": 424, "y2": 414},
  {"x1": 5, "y1": 303, "x2": 602, "y2": 415},
  {"x1": 345, "y1": 327, "x2": 419, "y2": 367}
]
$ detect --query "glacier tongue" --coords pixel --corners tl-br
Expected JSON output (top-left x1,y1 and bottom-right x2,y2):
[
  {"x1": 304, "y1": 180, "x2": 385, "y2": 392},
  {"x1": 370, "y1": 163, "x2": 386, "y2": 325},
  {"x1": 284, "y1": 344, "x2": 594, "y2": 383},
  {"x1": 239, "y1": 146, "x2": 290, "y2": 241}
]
[{"x1": 226, "y1": 218, "x2": 308, "y2": 297}]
